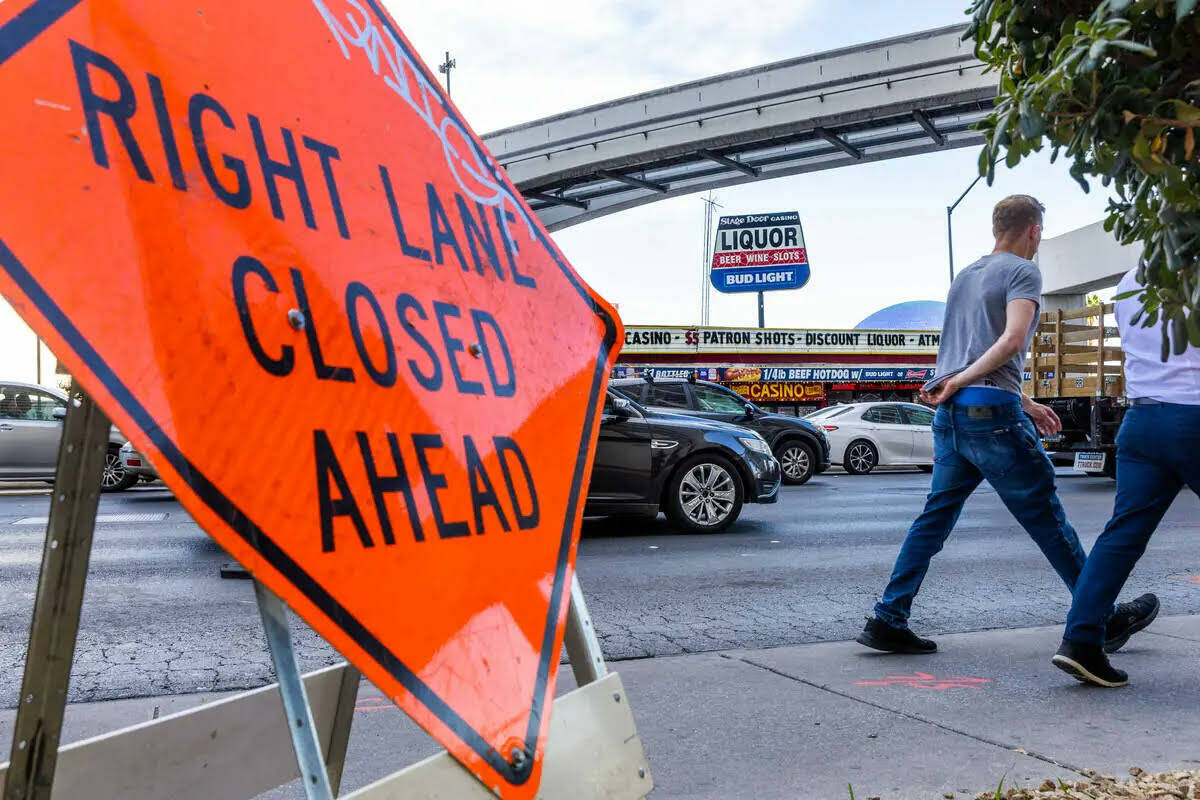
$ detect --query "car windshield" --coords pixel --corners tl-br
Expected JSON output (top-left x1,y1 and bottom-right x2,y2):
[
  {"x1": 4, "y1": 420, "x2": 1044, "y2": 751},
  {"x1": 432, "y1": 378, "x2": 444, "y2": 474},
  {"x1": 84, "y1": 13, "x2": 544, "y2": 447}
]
[
  {"x1": 692, "y1": 384, "x2": 749, "y2": 413},
  {"x1": 821, "y1": 405, "x2": 858, "y2": 420}
]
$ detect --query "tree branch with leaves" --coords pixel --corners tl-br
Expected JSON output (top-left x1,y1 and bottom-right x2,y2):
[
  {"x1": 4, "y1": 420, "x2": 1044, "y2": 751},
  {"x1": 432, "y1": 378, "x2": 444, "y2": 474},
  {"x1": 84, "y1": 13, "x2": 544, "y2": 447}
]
[{"x1": 966, "y1": 0, "x2": 1200, "y2": 358}]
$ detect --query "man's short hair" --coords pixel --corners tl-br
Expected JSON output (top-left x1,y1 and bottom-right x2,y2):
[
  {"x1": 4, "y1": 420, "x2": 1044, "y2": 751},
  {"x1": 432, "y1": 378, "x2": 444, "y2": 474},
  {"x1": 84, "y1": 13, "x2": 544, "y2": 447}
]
[{"x1": 992, "y1": 194, "x2": 1045, "y2": 238}]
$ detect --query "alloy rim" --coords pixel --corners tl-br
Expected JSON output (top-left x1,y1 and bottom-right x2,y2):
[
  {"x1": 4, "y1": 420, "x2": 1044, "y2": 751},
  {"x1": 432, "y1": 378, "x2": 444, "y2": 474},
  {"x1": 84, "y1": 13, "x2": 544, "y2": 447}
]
[
  {"x1": 849, "y1": 443, "x2": 875, "y2": 473},
  {"x1": 101, "y1": 451, "x2": 125, "y2": 489},
  {"x1": 780, "y1": 446, "x2": 810, "y2": 479},
  {"x1": 679, "y1": 463, "x2": 736, "y2": 526}
]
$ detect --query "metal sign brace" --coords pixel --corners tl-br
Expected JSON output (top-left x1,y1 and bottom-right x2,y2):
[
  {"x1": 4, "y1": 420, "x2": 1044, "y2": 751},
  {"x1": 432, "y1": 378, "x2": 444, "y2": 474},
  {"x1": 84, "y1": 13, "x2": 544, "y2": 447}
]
[{"x1": 3, "y1": 387, "x2": 110, "y2": 800}]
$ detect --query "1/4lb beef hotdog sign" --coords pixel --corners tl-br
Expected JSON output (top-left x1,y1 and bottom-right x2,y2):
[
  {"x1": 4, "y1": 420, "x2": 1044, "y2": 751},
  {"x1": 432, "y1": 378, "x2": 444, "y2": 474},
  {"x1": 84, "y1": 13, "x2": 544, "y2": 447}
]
[
  {"x1": 710, "y1": 211, "x2": 811, "y2": 293},
  {"x1": 0, "y1": 1, "x2": 621, "y2": 796}
]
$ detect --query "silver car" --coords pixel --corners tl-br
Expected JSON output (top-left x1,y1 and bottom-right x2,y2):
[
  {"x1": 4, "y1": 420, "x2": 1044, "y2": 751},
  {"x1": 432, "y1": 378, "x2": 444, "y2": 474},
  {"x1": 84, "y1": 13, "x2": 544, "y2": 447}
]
[
  {"x1": 0, "y1": 381, "x2": 136, "y2": 491},
  {"x1": 119, "y1": 441, "x2": 159, "y2": 483}
]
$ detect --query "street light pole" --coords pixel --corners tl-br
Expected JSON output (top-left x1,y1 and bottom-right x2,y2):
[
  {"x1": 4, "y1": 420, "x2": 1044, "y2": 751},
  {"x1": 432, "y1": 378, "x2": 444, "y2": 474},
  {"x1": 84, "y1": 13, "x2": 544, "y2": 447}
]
[
  {"x1": 946, "y1": 173, "x2": 983, "y2": 284},
  {"x1": 437, "y1": 51, "x2": 456, "y2": 97},
  {"x1": 699, "y1": 192, "x2": 722, "y2": 326}
]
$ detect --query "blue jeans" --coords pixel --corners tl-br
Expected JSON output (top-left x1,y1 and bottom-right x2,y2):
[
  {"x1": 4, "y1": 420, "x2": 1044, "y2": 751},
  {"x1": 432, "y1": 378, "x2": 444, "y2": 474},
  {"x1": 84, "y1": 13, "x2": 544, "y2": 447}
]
[
  {"x1": 1063, "y1": 403, "x2": 1200, "y2": 645},
  {"x1": 875, "y1": 400, "x2": 1087, "y2": 628}
]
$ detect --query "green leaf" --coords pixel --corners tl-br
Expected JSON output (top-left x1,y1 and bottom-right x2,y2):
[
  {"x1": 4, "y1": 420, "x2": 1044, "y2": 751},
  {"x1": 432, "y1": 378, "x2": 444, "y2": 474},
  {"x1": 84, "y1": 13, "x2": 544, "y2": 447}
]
[
  {"x1": 1069, "y1": 162, "x2": 1091, "y2": 192},
  {"x1": 1019, "y1": 97, "x2": 1046, "y2": 138},
  {"x1": 1172, "y1": 311, "x2": 1190, "y2": 355},
  {"x1": 1106, "y1": 39, "x2": 1158, "y2": 56},
  {"x1": 1187, "y1": 309, "x2": 1200, "y2": 348},
  {"x1": 1169, "y1": 99, "x2": 1200, "y2": 123}
]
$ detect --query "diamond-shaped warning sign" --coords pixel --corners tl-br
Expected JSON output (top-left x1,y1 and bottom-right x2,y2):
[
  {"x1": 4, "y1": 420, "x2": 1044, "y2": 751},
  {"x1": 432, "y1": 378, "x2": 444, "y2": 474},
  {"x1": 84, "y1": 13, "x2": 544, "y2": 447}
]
[{"x1": 0, "y1": 1, "x2": 621, "y2": 795}]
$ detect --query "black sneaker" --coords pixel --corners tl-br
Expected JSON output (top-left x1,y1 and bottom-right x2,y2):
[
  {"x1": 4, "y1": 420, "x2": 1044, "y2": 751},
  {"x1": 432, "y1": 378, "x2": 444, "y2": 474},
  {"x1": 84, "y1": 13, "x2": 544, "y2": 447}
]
[
  {"x1": 1104, "y1": 593, "x2": 1160, "y2": 653},
  {"x1": 1052, "y1": 640, "x2": 1128, "y2": 687},
  {"x1": 856, "y1": 617, "x2": 937, "y2": 654}
]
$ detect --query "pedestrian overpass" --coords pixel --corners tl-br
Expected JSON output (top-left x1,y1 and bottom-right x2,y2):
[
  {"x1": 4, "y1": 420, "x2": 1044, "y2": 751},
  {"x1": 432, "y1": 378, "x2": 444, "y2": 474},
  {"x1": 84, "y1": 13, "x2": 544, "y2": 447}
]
[{"x1": 482, "y1": 25, "x2": 996, "y2": 231}]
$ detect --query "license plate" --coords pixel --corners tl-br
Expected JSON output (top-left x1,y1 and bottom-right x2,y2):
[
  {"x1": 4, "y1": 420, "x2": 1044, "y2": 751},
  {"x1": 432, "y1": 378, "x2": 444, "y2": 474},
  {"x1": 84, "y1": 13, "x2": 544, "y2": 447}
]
[
  {"x1": 1042, "y1": 434, "x2": 1063, "y2": 443},
  {"x1": 1074, "y1": 452, "x2": 1106, "y2": 472}
]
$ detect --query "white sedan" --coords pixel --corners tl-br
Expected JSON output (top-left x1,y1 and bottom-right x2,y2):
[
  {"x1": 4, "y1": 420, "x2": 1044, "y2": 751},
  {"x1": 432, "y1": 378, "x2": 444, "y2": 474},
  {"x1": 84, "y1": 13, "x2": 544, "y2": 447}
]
[{"x1": 808, "y1": 402, "x2": 935, "y2": 474}]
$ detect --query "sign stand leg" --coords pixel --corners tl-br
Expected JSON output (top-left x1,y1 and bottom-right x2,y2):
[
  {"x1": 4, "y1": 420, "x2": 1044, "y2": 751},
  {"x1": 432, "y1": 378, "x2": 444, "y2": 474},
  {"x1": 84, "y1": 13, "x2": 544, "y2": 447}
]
[
  {"x1": 324, "y1": 664, "x2": 360, "y2": 795},
  {"x1": 254, "y1": 581, "x2": 335, "y2": 800},
  {"x1": 563, "y1": 575, "x2": 608, "y2": 687},
  {"x1": 3, "y1": 389, "x2": 110, "y2": 800}
]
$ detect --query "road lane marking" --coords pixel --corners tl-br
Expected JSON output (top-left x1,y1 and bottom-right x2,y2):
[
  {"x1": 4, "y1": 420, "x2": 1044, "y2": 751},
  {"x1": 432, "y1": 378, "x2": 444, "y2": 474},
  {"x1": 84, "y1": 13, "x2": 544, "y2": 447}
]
[{"x1": 13, "y1": 512, "x2": 168, "y2": 525}]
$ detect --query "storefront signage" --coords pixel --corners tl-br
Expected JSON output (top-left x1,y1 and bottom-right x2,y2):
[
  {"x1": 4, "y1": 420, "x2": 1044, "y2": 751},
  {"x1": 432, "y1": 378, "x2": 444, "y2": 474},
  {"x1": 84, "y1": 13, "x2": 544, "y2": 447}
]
[
  {"x1": 728, "y1": 382, "x2": 825, "y2": 402},
  {"x1": 611, "y1": 366, "x2": 935, "y2": 383},
  {"x1": 762, "y1": 367, "x2": 937, "y2": 382},
  {"x1": 623, "y1": 327, "x2": 940, "y2": 355},
  {"x1": 710, "y1": 212, "x2": 810, "y2": 294}
]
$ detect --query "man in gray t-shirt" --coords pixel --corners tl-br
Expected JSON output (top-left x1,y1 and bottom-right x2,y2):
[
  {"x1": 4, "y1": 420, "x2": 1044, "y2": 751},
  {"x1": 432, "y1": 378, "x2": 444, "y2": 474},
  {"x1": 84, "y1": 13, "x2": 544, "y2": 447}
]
[
  {"x1": 930, "y1": 251, "x2": 1042, "y2": 395},
  {"x1": 856, "y1": 195, "x2": 1157, "y2": 657}
]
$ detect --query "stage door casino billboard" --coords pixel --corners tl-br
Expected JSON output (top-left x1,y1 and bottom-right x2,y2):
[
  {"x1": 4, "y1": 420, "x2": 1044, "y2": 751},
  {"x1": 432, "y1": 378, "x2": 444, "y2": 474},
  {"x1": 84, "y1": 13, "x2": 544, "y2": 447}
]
[{"x1": 710, "y1": 211, "x2": 810, "y2": 293}]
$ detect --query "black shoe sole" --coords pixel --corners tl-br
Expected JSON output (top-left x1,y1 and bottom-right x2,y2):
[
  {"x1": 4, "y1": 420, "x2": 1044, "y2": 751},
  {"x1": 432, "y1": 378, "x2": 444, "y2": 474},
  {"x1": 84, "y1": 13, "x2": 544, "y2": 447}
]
[
  {"x1": 855, "y1": 631, "x2": 937, "y2": 654},
  {"x1": 1051, "y1": 654, "x2": 1127, "y2": 687},
  {"x1": 1103, "y1": 597, "x2": 1160, "y2": 654}
]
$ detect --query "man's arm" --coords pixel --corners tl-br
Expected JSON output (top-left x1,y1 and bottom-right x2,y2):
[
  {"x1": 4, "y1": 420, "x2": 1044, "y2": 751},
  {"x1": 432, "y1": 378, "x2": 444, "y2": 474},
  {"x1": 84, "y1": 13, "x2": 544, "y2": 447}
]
[
  {"x1": 1020, "y1": 390, "x2": 1062, "y2": 436},
  {"x1": 930, "y1": 299, "x2": 1037, "y2": 395},
  {"x1": 921, "y1": 298, "x2": 1062, "y2": 435}
]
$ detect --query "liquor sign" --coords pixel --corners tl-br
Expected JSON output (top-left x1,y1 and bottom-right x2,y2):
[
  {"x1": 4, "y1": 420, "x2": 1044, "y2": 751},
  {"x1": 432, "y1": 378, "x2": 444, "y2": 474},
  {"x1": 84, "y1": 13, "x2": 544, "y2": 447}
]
[{"x1": 710, "y1": 212, "x2": 810, "y2": 294}]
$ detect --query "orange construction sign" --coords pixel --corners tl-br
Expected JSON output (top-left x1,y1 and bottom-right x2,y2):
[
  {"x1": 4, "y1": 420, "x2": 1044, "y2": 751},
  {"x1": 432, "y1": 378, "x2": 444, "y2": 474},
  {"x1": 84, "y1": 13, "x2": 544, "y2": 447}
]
[{"x1": 0, "y1": 1, "x2": 621, "y2": 795}]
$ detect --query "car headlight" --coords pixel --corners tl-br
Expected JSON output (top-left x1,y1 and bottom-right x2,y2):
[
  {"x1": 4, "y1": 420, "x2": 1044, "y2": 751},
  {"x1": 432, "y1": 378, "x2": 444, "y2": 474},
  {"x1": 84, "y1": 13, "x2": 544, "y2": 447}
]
[{"x1": 738, "y1": 436, "x2": 772, "y2": 456}]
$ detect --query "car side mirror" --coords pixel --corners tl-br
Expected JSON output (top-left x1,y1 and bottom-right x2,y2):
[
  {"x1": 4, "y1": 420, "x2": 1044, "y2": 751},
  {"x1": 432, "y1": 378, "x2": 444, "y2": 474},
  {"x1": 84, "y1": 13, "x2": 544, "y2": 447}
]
[
  {"x1": 611, "y1": 397, "x2": 637, "y2": 419},
  {"x1": 52, "y1": 407, "x2": 66, "y2": 421},
  {"x1": 742, "y1": 403, "x2": 757, "y2": 417}
]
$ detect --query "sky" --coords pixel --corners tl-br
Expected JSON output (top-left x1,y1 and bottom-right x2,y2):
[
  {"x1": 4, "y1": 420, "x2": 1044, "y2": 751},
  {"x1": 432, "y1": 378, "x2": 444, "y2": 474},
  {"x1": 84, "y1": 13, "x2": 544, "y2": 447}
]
[{"x1": 0, "y1": 0, "x2": 1118, "y2": 384}]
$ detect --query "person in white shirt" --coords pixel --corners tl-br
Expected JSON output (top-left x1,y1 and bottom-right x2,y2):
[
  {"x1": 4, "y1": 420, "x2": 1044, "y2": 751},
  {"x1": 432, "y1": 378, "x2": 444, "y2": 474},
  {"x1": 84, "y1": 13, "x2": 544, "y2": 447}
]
[{"x1": 1052, "y1": 267, "x2": 1200, "y2": 687}]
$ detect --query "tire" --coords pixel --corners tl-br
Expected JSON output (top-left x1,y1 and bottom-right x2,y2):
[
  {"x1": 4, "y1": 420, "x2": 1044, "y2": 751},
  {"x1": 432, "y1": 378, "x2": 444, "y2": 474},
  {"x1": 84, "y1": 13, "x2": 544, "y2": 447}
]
[
  {"x1": 664, "y1": 454, "x2": 744, "y2": 533},
  {"x1": 775, "y1": 439, "x2": 816, "y2": 486},
  {"x1": 101, "y1": 447, "x2": 137, "y2": 492},
  {"x1": 917, "y1": 464, "x2": 934, "y2": 473},
  {"x1": 844, "y1": 440, "x2": 878, "y2": 475}
]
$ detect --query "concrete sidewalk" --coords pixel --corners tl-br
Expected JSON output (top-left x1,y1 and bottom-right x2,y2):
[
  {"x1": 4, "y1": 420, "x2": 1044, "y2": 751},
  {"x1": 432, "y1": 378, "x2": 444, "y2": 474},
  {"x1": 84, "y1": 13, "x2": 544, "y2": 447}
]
[{"x1": 3, "y1": 616, "x2": 1199, "y2": 799}]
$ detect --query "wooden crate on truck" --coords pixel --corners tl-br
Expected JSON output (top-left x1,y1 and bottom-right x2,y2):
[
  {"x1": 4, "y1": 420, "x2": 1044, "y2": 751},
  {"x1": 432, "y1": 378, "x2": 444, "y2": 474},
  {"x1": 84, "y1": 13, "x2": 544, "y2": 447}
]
[
  {"x1": 1023, "y1": 303, "x2": 1125, "y2": 399},
  {"x1": 1022, "y1": 303, "x2": 1125, "y2": 478}
]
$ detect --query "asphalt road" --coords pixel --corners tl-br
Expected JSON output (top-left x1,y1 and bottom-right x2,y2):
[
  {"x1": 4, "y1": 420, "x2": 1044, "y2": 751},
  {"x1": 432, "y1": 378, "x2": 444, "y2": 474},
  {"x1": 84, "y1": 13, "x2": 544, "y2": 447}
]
[{"x1": 1, "y1": 469, "x2": 1198, "y2": 706}]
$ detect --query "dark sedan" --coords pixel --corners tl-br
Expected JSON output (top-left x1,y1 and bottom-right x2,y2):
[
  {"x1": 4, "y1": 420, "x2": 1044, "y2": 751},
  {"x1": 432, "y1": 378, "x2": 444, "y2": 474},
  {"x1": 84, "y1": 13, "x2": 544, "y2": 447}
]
[
  {"x1": 586, "y1": 390, "x2": 780, "y2": 533},
  {"x1": 610, "y1": 377, "x2": 831, "y2": 485}
]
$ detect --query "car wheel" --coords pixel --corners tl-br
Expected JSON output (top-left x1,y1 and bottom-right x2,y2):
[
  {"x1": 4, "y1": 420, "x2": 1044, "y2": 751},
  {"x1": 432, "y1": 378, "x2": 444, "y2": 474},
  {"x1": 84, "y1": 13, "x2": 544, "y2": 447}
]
[
  {"x1": 665, "y1": 454, "x2": 744, "y2": 533},
  {"x1": 776, "y1": 440, "x2": 815, "y2": 486},
  {"x1": 844, "y1": 440, "x2": 878, "y2": 475},
  {"x1": 101, "y1": 448, "x2": 137, "y2": 492}
]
